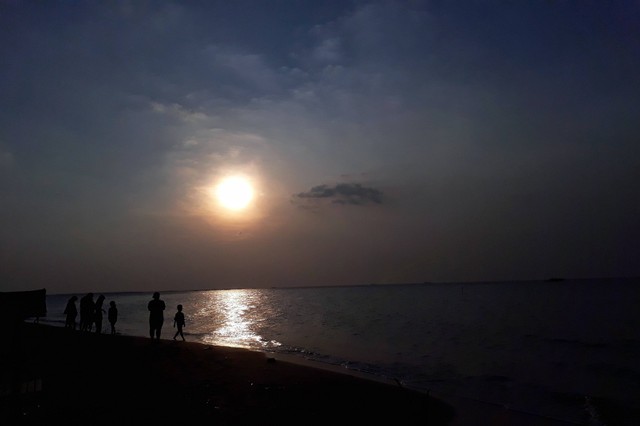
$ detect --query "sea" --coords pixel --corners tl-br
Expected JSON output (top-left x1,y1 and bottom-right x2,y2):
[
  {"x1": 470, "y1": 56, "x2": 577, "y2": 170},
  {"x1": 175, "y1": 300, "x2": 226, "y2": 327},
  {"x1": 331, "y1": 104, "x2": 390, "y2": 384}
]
[{"x1": 40, "y1": 278, "x2": 640, "y2": 425}]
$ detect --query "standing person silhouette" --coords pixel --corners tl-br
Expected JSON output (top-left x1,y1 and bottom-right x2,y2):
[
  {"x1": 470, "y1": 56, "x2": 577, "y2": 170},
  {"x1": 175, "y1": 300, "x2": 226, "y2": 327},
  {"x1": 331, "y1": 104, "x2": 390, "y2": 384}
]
[
  {"x1": 108, "y1": 301, "x2": 118, "y2": 335},
  {"x1": 147, "y1": 292, "x2": 166, "y2": 341},
  {"x1": 63, "y1": 296, "x2": 78, "y2": 329},
  {"x1": 79, "y1": 293, "x2": 94, "y2": 332},
  {"x1": 94, "y1": 295, "x2": 106, "y2": 334},
  {"x1": 173, "y1": 304, "x2": 186, "y2": 341}
]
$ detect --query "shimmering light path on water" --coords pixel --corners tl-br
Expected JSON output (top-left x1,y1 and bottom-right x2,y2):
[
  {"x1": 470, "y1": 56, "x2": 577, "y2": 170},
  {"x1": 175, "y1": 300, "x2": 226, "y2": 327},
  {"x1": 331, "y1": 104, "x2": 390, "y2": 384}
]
[{"x1": 194, "y1": 289, "x2": 281, "y2": 349}]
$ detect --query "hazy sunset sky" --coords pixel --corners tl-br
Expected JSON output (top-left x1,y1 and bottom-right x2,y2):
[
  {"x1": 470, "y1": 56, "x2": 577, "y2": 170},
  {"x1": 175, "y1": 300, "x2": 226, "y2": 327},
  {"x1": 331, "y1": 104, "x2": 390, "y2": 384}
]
[{"x1": 2, "y1": 1, "x2": 639, "y2": 294}]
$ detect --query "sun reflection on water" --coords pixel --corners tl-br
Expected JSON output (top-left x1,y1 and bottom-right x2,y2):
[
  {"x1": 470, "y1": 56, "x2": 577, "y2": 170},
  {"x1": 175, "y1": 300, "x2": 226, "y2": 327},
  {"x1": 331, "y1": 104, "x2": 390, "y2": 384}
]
[{"x1": 196, "y1": 289, "x2": 282, "y2": 350}]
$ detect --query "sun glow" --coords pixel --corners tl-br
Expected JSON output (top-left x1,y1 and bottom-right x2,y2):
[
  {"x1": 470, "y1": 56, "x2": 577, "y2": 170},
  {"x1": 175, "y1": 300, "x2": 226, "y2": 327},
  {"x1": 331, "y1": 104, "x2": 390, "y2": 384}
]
[{"x1": 214, "y1": 176, "x2": 255, "y2": 211}]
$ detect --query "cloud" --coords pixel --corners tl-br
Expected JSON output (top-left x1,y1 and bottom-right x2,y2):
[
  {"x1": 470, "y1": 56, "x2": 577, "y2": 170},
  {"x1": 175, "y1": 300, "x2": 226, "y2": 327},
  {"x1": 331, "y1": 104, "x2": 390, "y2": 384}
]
[
  {"x1": 150, "y1": 102, "x2": 209, "y2": 123},
  {"x1": 202, "y1": 46, "x2": 283, "y2": 95},
  {"x1": 294, "y1": 183, "x2": 383, "y2": 206},
  {"x1": 312, "y1": 37, "x2": 343, "y2": 64}
]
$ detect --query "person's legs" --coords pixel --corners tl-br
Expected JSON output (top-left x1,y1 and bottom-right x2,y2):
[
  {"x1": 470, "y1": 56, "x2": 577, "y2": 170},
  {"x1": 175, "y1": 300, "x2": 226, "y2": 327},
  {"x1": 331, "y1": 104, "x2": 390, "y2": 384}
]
[{"x1": 174, "y1": 325, "x2": 184, "y2": 341}]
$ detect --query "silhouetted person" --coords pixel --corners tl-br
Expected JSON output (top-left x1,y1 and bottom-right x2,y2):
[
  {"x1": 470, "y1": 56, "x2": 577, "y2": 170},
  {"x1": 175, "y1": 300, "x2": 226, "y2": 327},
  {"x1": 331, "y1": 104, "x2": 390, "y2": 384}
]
[
  {"x1": 147, "y1": 292, "x2": 165, "y2": 340},
  {"x1": 108, "y1": 301, "x2": 118, "y2": 335},
  {"x1": 94, "y1": 295, "x2": 106, "y2": 334},
  {"x1": 79, "y1": 293, "x2": 94, "y2": 332},
  {"x1": 63, "y1": 296, "x2": 78, "y2": 329},
  {"x1": 173, "y1": 304, "x2": 186, "y2": 341}
]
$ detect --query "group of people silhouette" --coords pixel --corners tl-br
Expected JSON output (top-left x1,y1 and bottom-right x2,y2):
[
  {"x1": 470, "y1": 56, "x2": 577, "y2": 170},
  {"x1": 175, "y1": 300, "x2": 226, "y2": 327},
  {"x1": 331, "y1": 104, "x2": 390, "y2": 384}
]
[
  {"x1": 63, "y1": 291, "x2": 186, "y2": 341},
  {"x1": 64, "y1": 293, "x2": 118, "y2": 334},
  {"x1": 148, "y1": 292, "x2": 186, "y2": 341}
]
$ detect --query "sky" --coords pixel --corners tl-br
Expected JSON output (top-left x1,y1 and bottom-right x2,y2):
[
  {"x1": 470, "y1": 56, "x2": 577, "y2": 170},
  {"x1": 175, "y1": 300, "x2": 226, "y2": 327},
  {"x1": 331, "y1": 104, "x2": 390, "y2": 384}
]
[{"x1": 1, "y1": 0, "x2": 639, "y2": 294}]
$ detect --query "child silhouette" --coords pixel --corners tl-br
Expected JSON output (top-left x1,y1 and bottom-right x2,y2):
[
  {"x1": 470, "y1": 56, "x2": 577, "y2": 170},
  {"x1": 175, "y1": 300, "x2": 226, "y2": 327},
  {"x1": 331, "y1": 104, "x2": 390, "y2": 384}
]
[{"x1": 173, "y1": 304, "x2": 186, "y2": 341}]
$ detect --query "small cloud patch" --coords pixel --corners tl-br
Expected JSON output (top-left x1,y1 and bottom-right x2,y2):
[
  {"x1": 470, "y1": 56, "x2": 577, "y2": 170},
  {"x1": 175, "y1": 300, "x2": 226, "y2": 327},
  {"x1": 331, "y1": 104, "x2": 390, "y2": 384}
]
[{"x1": 294, "y1": 183, "x2": 383, "y2": 206}]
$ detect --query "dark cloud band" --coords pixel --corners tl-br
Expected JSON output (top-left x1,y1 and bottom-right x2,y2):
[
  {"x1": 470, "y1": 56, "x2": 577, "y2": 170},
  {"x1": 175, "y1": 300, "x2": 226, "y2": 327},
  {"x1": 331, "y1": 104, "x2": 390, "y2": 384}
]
[{"x1": 295, "y1": 183, "x2": 383, "y2": 206}]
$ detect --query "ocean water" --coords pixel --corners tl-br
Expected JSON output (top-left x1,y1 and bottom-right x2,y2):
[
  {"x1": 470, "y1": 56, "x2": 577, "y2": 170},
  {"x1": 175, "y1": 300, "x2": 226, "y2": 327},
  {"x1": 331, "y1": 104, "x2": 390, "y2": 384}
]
[{"x1": 41, "y1": 278, "x2": 640, "y2": 424}]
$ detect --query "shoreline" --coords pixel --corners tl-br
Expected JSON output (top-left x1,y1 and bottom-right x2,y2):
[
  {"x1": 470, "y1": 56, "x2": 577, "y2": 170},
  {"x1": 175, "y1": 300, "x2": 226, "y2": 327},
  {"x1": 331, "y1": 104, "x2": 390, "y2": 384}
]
[
  {"x1": 1, "y1": 323, "x2": 599, "y2": 425},
  {"x1": 2, "y1": 322, "x2": 455, "y2": 425}
]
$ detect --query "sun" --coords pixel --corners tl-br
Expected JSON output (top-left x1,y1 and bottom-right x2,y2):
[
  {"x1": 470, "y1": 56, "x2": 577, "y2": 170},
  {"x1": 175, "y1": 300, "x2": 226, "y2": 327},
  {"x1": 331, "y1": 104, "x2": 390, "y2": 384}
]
[{"x1": 214, "y1": 176, "x2": 255, "y2": 211}]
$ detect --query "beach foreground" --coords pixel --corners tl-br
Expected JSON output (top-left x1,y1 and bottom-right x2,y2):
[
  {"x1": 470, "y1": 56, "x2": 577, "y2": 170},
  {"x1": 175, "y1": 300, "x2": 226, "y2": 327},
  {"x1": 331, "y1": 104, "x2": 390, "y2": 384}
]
[
  {"x1": 2, "y1": 323, "x2": 595, "y2": 426},
  {"x1": 2, "y1": 323, "x2": 455, "y2": 426}
]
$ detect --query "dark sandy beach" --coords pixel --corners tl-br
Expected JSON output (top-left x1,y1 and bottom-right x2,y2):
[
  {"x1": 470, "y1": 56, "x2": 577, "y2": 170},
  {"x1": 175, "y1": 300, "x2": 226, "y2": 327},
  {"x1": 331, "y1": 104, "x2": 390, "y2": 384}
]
[
  {"x1": 2, "y1": 322, "x2": 455, "y2": 426},
  {"x1": 1, "y1": 323, "x2": 598, "y2": 426}
]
